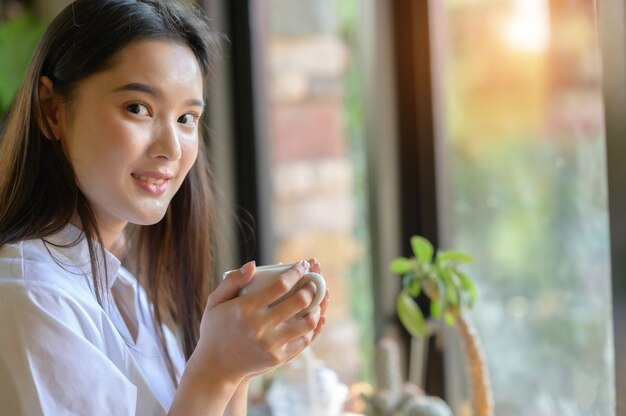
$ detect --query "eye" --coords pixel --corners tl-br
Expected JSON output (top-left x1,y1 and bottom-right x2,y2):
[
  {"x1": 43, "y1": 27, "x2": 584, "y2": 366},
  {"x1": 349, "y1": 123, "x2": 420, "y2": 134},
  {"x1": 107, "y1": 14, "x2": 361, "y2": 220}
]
[
  {"x1": 178, "y1": 113, "x2": 199, "y2": 126},
  {"x1": 126, "y1": 103, "x2": 150, "y2": 116}
]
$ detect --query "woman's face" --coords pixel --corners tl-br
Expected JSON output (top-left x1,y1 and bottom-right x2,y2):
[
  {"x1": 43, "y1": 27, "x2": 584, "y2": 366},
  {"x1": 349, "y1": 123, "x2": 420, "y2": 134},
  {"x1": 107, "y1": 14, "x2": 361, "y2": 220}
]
[{"x1": 57, "y1": 40, "x2": 204, "y2": 244}]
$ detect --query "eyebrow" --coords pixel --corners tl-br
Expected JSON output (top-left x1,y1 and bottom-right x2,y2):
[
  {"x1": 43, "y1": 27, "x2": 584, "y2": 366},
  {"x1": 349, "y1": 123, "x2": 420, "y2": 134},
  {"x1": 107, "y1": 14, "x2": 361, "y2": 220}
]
[{"x1": 113, "y1": 82, "x2": 205, "y2": 108}]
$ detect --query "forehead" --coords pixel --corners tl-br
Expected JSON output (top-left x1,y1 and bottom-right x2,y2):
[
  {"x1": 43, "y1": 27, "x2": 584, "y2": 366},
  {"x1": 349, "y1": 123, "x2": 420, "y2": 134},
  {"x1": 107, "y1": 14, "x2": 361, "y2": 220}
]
[{"x1": 83, "y1": 40, "x2": 204, "y2": 96}]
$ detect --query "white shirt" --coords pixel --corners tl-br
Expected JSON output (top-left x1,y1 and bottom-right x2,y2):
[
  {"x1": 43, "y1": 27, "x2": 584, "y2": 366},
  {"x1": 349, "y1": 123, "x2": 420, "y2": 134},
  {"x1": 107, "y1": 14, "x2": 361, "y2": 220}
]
[{"x1": 0, "y1": 225, "x2": 186, "y2": 415}]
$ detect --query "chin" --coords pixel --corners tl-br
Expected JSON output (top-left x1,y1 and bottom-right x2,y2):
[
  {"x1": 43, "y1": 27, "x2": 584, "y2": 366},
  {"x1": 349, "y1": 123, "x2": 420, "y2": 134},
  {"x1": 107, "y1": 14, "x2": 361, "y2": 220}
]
[{"x1": 129, "y1": 210, "x2": 169, "y2": 226}]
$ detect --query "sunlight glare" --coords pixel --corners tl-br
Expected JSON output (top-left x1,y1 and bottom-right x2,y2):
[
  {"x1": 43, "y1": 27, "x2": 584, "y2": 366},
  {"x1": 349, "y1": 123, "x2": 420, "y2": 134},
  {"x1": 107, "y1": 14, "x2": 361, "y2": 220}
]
[{"x1": 504, "y1": 0, "x2": 550, "y2": 53}]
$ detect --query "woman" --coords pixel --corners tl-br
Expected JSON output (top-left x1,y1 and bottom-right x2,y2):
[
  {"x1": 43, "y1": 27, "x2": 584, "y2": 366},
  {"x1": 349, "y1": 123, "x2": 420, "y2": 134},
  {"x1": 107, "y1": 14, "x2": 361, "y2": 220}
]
[{"x1": 0, "y1": 0, "x2": 328, "y2": 414}]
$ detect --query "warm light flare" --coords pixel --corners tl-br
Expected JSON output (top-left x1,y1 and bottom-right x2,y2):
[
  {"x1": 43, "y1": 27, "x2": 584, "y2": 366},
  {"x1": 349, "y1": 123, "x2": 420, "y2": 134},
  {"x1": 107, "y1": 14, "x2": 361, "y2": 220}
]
[{"x1": 504, "y1": 0, "x2": 550, "y2": 53}]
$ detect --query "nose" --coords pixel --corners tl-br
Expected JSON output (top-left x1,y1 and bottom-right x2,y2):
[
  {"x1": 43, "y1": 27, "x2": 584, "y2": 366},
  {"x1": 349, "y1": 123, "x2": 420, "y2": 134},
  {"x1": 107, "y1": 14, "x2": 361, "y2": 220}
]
[{"x1": 148, "y1": 120, "x2": 182, "y2": 160}]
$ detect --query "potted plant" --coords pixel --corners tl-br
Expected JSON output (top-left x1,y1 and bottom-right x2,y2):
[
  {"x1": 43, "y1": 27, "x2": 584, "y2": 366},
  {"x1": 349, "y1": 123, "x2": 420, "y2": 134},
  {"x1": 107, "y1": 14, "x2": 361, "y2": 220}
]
[{"x1": 390, "y1": 235, "x2": 493, "y2": 416}]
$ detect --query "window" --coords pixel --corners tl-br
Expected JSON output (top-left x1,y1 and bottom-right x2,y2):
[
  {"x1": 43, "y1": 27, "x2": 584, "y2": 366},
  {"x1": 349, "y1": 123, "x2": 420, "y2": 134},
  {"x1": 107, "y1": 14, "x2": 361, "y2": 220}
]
[
  {"x1": 211, "y1": 0, "x2": 626, "y2": 413},
  {"x1": 249, "y1": 0, "x2": 374, "y2": 391},
  {"x1": 429, "y1": 0, "x2": 614, "y2": 414}
]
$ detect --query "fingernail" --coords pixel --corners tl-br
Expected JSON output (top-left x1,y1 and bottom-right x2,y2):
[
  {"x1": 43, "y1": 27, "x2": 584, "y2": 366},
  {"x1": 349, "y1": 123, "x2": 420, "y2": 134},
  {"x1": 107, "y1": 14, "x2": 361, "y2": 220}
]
[{"x1": 241, "y1": 260, "x2": 256, "y2": 274}]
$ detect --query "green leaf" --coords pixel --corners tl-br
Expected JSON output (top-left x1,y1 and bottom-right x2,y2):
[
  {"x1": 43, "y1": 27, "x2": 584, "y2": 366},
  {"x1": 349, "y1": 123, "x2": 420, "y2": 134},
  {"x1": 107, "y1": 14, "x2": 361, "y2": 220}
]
[
  {"x1": 441, "y1": 270, "x2": 459, "y2": 306},
  {"x1": 458, "y1": 272, "x2": 478, "y2": 304},
  {"x1": 450, "y1": 271, "x2": 463, "y2": 288},
  {"x1": 390, "y1": 257, "x2": 412, "y2": 275},
  {"x1": 447, "y1": 287, "x2": 459, "y2": 306},
  {"x1": 438, "y1": 279, "x2": 446, "y2": 303},
  {"x1": 432, "y1": 264, "x2": 443, "y2": 282},
  {"x1": 410, "y1": 236, "x2": 434, "y2": 264},
  {"x1": 397, "y1": 290, "x2": 426, "y2": 338},
  {"x1": 444, "y1": 310, "x2": 456, "y2": 326},
  {"x1": 430, "y1": 299, "x2": 442, "y2": 319},
  {"x1": 403, "y1": 275, "x2": 421, "y2": 297},
  {"x1": 436, "y1": 250, "x2": 473, "y2": 264}
]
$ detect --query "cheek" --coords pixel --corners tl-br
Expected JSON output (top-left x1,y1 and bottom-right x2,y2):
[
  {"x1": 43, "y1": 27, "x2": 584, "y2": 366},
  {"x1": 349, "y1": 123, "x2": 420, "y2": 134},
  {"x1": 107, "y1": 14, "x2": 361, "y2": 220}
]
[
  {"x1": 67, "y1": 111, "x2": 143, "y2": 163},
  {"x1": 99, "y1": 119, "x2": 147, "y2": 158},
  {"x1": 181, "y1": 137, "x2": 199, "y2": 174}
]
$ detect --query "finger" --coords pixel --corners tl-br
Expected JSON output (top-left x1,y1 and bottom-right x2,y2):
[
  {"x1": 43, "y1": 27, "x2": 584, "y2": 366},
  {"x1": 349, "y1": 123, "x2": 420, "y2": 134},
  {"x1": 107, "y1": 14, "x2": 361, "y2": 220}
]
[
  {"x1": 310, "y1": 291, "x2": 329, "y2": 342},
  {"x1": 273, "y1": 304, "x2": 320, "y2": 345},
  {"x1": 207, "y1": 261, "x2": 256, "y2": 309},
  {"x1": 319, "y1": 289, "x2": 330, "y2": 316},
  {"x1": 307, "y1": 258, "x2": 322, "y2": 274},
  {"x1": 312, "y1": 316, "x2": 326, "y2": 342},
  {"x1": 282, "y1": 333, "x2": 314, "y2": 362},
  {"x1": 252, "y1": 260, "x2": 308, "y2": 306},
  {"x1": 306, "y1": 288, "x2": 325, "y2": 338},
  {"x1": 266, "y1": 282, "x2": 316, "y2": 323}
]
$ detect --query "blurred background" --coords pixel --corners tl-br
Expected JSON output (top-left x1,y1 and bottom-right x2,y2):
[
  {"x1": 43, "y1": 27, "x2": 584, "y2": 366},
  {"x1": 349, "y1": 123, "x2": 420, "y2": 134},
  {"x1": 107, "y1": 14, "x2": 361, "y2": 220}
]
[{"x1": 2, "y1": 0, "x2": 626, "y2": 415}]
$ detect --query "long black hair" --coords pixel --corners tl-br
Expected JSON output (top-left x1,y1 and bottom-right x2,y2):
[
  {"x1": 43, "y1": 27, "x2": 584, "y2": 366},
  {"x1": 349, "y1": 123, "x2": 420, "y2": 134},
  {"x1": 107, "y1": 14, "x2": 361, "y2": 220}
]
[{"x1": 0, "y1": 0, "x2": 222, "y2": 384}]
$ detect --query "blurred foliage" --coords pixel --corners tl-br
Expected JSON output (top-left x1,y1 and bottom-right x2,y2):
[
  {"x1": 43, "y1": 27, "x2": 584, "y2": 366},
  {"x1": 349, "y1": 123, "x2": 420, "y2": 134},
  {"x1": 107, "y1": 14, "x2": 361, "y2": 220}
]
[
  {"x1": 335, "y1": 0, "x2": 358, "y2": 41},
  {"x1": 0, "y1": 12, "x2": 45, "y2": 117}
]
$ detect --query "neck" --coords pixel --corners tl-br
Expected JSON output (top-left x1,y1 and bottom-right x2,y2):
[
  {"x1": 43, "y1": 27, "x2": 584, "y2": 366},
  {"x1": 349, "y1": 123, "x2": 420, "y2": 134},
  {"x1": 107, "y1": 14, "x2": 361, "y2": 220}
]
[{"x1": 69, "y1": 213, "x2": 127, "y2": 253}]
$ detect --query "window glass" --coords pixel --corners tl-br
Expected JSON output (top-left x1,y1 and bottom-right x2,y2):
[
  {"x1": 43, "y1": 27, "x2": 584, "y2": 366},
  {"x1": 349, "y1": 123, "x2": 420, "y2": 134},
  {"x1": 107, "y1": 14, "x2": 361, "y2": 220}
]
[
  {"x1": 430, "y1": 0, "x2": 614, "y2": 414},
  {"x1": 251, "y1": 0, "x2": 373, "y2": 399}
]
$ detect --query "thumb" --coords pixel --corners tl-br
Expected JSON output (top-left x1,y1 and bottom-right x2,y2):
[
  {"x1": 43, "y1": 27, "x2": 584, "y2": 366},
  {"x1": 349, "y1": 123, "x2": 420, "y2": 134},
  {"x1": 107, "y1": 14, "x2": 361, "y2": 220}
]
[{"x1": 207, "y1": 261, "x2": 256, "y2": 308}]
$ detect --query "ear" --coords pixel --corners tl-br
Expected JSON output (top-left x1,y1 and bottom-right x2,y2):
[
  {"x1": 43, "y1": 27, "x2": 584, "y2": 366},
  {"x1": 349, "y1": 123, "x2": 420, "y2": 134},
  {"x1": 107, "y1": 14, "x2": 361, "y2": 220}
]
[{"x1": 38, "y1": 76, "x2": 65, "y2": 140}]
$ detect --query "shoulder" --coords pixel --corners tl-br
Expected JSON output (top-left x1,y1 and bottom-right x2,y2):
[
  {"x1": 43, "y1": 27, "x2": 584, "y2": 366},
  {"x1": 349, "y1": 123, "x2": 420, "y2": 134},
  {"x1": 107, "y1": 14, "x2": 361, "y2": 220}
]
[
  {"x1": 0, "y1": 280, "x2": 152, "y2": 416},
  {"x1": 0, "y1": 239, "x2": 110, "y2": 342},
  {"x1": 0, "y1": 238, "x2": 95, "y2": 298},
  {"x1": 0, "y1": 277, "x2": 111, "y2": 349}
]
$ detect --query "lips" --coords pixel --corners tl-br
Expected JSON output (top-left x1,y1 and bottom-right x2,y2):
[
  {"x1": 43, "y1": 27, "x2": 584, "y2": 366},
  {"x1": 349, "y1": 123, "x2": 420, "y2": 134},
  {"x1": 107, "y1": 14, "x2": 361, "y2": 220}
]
[
  {"x1": 131, "y1": 171, "x2": 173, "y2": 194},
  {"x1": 132, "y1": 174, "x2": 167, "y2": 185}
]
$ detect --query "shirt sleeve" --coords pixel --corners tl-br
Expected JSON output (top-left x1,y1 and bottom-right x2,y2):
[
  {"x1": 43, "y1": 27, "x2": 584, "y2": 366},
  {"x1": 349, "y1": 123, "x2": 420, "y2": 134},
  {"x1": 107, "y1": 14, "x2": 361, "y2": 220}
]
[{"x1": 0, "y1": 282, "x2": 139, "y2": 416}]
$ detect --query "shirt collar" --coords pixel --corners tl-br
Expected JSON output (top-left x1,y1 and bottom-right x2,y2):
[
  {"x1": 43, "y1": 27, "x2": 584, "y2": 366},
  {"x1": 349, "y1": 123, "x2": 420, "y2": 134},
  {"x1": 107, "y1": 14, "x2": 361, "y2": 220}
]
[{"x1": 43, "y1": 223, "x2": 122, "y2": 290}]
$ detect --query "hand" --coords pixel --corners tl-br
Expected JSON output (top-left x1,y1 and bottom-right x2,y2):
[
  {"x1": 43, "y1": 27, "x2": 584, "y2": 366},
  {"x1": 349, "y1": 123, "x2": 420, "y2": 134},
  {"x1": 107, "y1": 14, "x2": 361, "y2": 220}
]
[
  {"x1": 187, "y1": 260, "x2": 326, "y2": 385},
  {"x1": 305, "y1": 258, "x2": 329, "y2": 343}
]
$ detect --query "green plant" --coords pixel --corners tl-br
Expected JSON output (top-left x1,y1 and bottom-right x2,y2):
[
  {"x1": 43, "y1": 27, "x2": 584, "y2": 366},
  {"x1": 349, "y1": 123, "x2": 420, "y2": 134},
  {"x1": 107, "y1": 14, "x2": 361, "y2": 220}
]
[
  {"x1": 390, "y1": 236, "x2": 477, "y2": 338},
  {"x1": 390, "y1": 235, "x2": 493, "y2": 416},
  {"x1": 0, "y1": 12, "x2": 46, "y2": 117}
]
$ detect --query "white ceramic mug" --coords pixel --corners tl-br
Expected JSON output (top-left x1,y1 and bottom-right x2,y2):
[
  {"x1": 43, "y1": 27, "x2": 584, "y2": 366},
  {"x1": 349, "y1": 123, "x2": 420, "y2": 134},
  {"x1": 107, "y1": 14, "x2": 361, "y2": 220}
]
[{"x1": 228, "y1": 263, "x2": 326, "y2": 317}]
